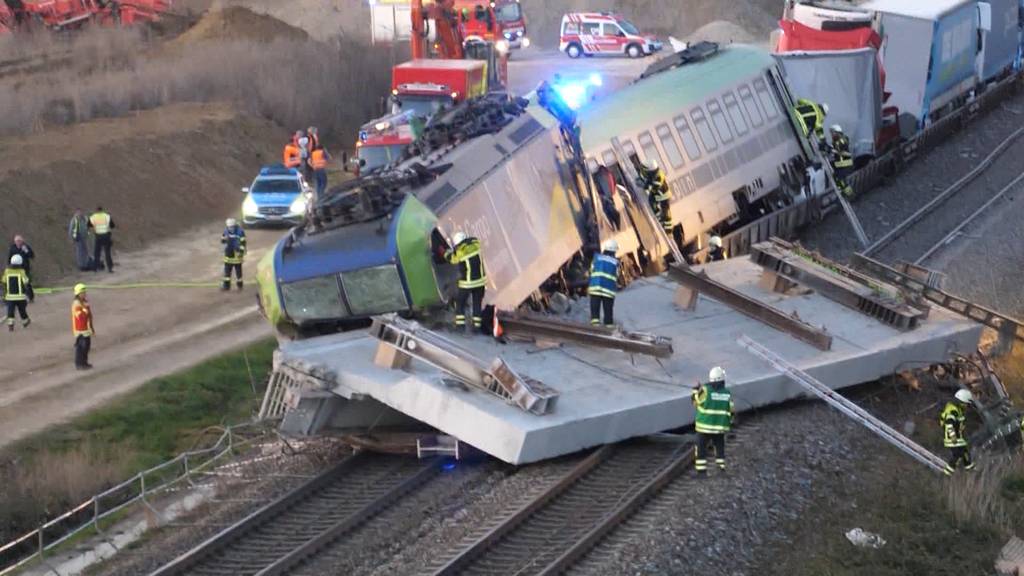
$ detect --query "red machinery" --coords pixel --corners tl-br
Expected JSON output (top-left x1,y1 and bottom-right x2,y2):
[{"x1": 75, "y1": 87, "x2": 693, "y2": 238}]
[
  {"x1": 409, "y1": 0, "x2": 507, "y2": 89},
  {"x1": 451, "y1": 0, "x2": 528, "y2": 49},
  {"x1": 1, "y1": 0, "x2": 169, "y2": 31}
]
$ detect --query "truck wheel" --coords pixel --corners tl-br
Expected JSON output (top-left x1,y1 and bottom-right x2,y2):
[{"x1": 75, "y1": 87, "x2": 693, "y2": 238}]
[
  {"x1": 567, "y1": 43, "x2": 583, "y2": 59},
  {"x1": 626, "y1": 43, "x2": 643, "y2": 58}
]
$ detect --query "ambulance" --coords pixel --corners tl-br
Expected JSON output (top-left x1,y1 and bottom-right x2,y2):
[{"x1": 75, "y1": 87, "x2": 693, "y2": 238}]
[{"x1": 559, "y1": 12, "x2": 662, "y2": 59}]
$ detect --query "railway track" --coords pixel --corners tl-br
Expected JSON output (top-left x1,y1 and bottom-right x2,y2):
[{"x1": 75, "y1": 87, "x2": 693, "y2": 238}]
[
  {"x1": 428, "y1": 439, "x2": 696, "y2": 576},
  {"x1": 862, "y1": 124, "x2": 1024, "y2": 265},
  {"x1": 149, "y1": 452, "x2": 439, "y2": 576}
]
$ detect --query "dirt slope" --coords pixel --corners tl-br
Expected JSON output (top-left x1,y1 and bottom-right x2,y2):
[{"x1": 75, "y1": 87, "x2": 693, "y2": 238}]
[
  {"x1": 171, "y1": 5, "x2": 309, "y2": 44},
  {"x1": 0, "y1": 103, "x2": 282, "y2": 280}
]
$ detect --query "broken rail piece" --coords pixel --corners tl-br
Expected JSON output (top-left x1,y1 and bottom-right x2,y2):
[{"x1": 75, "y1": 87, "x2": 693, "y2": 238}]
[
  {"x1": 666, "y1": 263, "x2": 833, "y2": 351},
  {"x1": 496, "y1": 313, "x2": 674, "y2": 358},
  {"x1": 369, "y1": 314, "x2": 559, "y2": 415},
  {"x1": 751, "y1": 239, "x2": 928, "y2": 331}
]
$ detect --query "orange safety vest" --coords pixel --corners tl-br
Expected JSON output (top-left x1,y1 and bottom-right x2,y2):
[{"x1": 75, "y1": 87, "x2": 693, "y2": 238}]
[
  {"x1": 72, "y1": 298, "x2": 93, "y2": 337},
  {"x1": 310, "y1": 149, "x2": 328, "y2": 170},
  {"x1": 283, "y1": 144, "x2": 301, "y2": 168}
]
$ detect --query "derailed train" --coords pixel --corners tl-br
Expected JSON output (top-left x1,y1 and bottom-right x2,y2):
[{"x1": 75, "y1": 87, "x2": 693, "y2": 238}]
[{"x1": 256, "y1": 43, "x2": 828, "y2": 335}]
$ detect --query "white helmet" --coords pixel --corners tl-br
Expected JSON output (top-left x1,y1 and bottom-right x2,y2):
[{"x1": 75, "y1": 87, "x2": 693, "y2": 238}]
[
  {"x1": 821, "y1": 103, "x2": 830, "y2": 116},
  {"x1": 709, "y1": 235, "x2": 723, "y2": 248},
  {"x1": 225, "y1": 218, "x2": 237, "y2": 228},
  {"x1": 9, "y1": 254, "x2": 22, "y2": 266},
  {"x1": 830, "y1": 124, "x2": 843, "y2": 134},
  {"x1": 601, "y1": 239, "x2": 619, "y2": 253},
  {"x1": 955, "y1": 389, "x2": 974, "y2": 404},
  {"x1": 452, "y1": 231, "x2": 467, "y2": 246},
  {"x1": 643, "y1": 158, "x2": 659, "y2": 172},
  {"x1": 709, "y1": 366, "x2": 726, "y2": 382}
]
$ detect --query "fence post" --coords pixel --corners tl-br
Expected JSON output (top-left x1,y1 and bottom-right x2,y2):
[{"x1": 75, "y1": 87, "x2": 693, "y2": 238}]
[
  {"x1": 92, "y1": 497, "x2": 101, "y2": 532},
  {"x1": 36, "y1": 524, "x2": 43, "y2": 560}
]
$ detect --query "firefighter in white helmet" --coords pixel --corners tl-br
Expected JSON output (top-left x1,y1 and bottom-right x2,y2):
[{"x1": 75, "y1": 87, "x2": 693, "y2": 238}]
[
  {"x1": 587, "y1": 239, "x2": 619, "y2": 327},
  {"x1": 940, "y1": 389, "x2": 976, "y2": 475},
  {"x1": 707, "y1": 235, "x2": 726, "y2": 262},
  {"x1": 828, "y1": 124, "x2": 854, "y2": 197},
  {"x1": 2, "y1": 253, "x2": 33, "y2": 331},
  {"x1": 221, "y1": 218, "x2": 246, "y2": 291},
  {"x1": 445, "y1": 230, "x2": 487, "y2": 333},
  {"x1": 693, "y1": 366, "x2": 734, "y2": 474},
  {"x1": 638, "y1": 158, "x2": 673, "y2": 239}
]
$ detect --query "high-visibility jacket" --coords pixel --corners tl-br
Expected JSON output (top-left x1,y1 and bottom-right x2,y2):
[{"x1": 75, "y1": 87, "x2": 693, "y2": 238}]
[
  {"x1": 69, "y1": 214, "x2": 88, "y2": 240},
  {"x1": 310, "y1": 149, "x2": 328, "y2": 170},
  {"x1": 587, "y1": 252, "x2": 618, "y2": 299},
  {"x1": 89, "y1": 211, "x2": 112, "y2": 235},
  {"x1": 693, "y1": 382, "x2": 733, "y2": 434},
  {"x1": 283, "y1": 144, "x2": 301, "y2": 168},
  {"x1": 795, "y1": 98, "x2": 825, "y2": 138},
  {"x1": 2, "y1": 267, "x2": 31, "y2": 302},
  {"x1": 222, "y1": 226, "x2": 247, "y2": 264},
  {"x1": 72, "y1": 298, "x2": 94, "y2": 337},
  {"x1": 831, "y1": 133, "x2": 853, "y2": 169},
  {"x1": 643, "y1": 169, "x2": 673, "y2": 229},
  {"x1": 940, "y1": 402, "x2": 968, "y2": 448},
  {"x1": 446, "y1": 238, "x2": 487, "y2": 289}
]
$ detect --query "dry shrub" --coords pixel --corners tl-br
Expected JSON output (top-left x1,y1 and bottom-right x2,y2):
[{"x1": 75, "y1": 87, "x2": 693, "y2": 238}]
[
  {"x1": 0, "y1": 28, "x2": 405, "y2": 146},
  {"x1": 947, "y1": 455, "x2": 1024, "y2": 532},
  {"x1": 1, "y1": 443, "x2": 134, "y2": 531}
]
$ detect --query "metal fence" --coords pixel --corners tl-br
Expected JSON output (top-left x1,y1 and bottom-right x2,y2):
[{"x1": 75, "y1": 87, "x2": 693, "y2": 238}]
[{"x1": 0, "y1": 422, "x2": 268, "y2": 575}]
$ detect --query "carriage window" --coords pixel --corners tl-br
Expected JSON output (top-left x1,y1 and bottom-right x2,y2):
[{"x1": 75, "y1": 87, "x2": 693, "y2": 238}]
[
  {"x1": 601, "y1": 149, "x2": 616, "y2": 166},
  {"x1": 738, "y1": 85, "x2": 764, "y2": 127},
  {"x1": 622, "y1": 140, "x2": 637, "y2": 158},
  {"x1": 656, "y1": 124, "x2": 685, "y2": 169},
  {"x1": 637, "y1": 131, "x2": 665, "y2": 169},
  {"x1": 753, "y1": 78, "x2": 779, "y2": 119},
  {"x1": 723, "y1": 93, "x2": 748, "y2": 135},
  {"x1": 586, "y1": 157, "x2": 599, "y2": 173},
  {"x1": 707, "y1": 99, "x2": 734, "y2": 144},
  {"x1": 690, "y1": 108, "x2": 718, "y2": 152},
  {"x1": 673, "y1": 115, "x2": 702, "y2": 160}
]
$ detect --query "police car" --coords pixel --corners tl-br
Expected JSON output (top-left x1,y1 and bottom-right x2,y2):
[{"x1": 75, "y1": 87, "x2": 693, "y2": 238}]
[{"x1": 240, "y1": 165, "x2": 312, "y2": 227}]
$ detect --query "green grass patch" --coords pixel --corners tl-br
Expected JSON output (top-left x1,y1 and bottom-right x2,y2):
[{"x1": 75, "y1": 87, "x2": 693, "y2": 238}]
[{"x1": 0, "y1": 338, "x2": 276, "y2": 543}]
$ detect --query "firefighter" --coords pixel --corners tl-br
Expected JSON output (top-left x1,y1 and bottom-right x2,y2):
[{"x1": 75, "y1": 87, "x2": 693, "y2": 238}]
[
  {"x1": 795, "y1": 98, "x2": 828, "y2": 141},
  {"x1": 707, "y1": 235, "x2": 726, "y2": 262},
  {"x1": 72, "y1": 283, "x2": 94, "y2": 370},
  {"x1": 283, "y1": 139, "x2": 302, "y2": 170},
  {"x1": 693, "y1": 366, "x2": 734, "y2": 474},
  {"x1": 941, "y1": 389, "x2": 976, "y2": 475},
  {"x1": 828, "y1": 124, "x2": 854, "y2": 197},
  {"x1": 640, "y1": 159, "x2": 673, "y2": 236},
  {"x1": 445, "y1": 231, "x2": 487, "y2": 333},
  {"x1": 2, "y1": 254, "x2": 33, "y2": 331},
  {"x1": 588, "y1": 239, "x2": 619, "y2": 327},
  {"x1": 89, "y1": 206, "x2": 115, "y2": 273},
  {"x1": 310, "y1": 145, "x2": 331, "y2": 198},
  {"x1": 221, "y1": 218, "x2": 246, "y2": 291}
]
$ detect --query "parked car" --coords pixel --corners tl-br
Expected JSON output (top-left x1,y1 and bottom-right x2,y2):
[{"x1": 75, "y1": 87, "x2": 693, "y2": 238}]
[
  {"x1": 559, "y1": 12, "x2": 662, "y2": 59},
  {"x1": 240, "y1": 165, "x2": 311, "y2": 227}
]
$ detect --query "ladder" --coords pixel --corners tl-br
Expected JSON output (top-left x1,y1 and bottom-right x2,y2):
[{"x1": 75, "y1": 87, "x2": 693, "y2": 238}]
[{"x1": 737, "y1": 334, "x2": 948, "y2": 474}]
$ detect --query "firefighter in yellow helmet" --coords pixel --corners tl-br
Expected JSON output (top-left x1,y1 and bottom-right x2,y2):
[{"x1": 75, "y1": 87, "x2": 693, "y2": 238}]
[
  {"x1": 941, "y1": 389, "x2": 976, "y2": 475},
  {"x1": 445, "y1": 231, "x2": 487, "y2": 333}
]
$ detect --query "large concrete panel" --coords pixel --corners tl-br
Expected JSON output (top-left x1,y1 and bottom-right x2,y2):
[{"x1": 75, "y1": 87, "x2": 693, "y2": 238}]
[{"x1": 278, "y1": 258, "x2": 983, "y2": 464}]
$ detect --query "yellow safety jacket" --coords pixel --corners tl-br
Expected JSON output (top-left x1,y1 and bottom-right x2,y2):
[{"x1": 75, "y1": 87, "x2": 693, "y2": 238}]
[
  {"x1": 90, "y1": 211, "x2": 112, "y2": 235},
  {"x1": 795, "y1": 98, "x2": 825, "y2": 138},
  {"x1": 2, "y1": 267, "x2": 30, "y2": 302},
  {"x1": 831, "y1": 134, "x2": 854, "y2": 169},
  {"x1": 940, "y1": 402, "x2": 968, "y2": 448},
  {"x1": 446, "y1": 238, "x2": 487, "y2": 289}
]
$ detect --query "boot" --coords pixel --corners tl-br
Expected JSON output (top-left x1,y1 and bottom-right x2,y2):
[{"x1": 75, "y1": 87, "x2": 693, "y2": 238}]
[
  {"x1": 236, "y1": 281, "x2": 244, "y2": 291},
  {"x1": 22, "y1": 318, "x2": 30, "y2": 328}
]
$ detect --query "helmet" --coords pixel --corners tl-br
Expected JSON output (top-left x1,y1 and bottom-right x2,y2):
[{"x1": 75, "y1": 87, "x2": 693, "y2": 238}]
[
  {"x1": 643, "y1": 158, "x2": 659, "y2": 172},
  {"x1": 955, "y1": 389, "x2": 973, "y2": 404},
  {"x1": 709, "y1": 235, "x2": 723, "y2": 248},
  {"x1": 821, "y1": 103, "x2": 830, "y2": 115},
  {"x1": 9, "y1": 254, "x2": 22, "y2": 266},
  {"x1": 74, "y1": 283, "x2": 87, "y2": 296},
  {"x1": 601, "y1": 239, "x2": 619, "y2": 253},
  {"x1": 709, "y1": 366, "x2": 726, "y2": 382},
  {"x1": 830, "y1": 124, "x2": 843, "y2": 134},
  {"x1": 225, "y1": 218, "x2": 237, "y2": 228},
  {"x1": 452, "y1": 231, "x2": 467, "y2": 246}
]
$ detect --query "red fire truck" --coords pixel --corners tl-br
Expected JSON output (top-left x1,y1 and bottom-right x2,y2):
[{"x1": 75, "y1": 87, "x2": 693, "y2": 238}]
[{"x1": 453, "y1": 0, "x2": 528, "y2": 50}]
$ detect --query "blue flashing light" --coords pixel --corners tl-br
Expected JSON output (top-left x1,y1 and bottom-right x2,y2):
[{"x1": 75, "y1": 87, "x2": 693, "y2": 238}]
[
  {"x1": 441, "y1": 460, "x2": 458, "y2": 472},
  {"x1": 553, "y1": 82, "x2": 589, "y2": 111},
  {"x1": 359, "y1": 130, "x2": 368, "y2": 142}
]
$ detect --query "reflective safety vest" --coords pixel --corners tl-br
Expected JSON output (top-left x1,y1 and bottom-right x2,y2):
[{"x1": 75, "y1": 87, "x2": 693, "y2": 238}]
[
  {"x1": 2, "y1": 267, "x2": 29, "y2": 302},
  {"x1": 222, "y1": 226, "x2": 247, "y2": 264},
  {"x1": 940, "y1": 402, "x2": 968, "y2": 448},
  {"x1": 693, "y1": 383, "x2": 733, "y2": 434},
  {"x1": 587, "y1": 252, "x2": 618, "y2": 299},
  {"x1": 831, "y1": 134, "x2": 853, "y2": 169},
  {"x1": 72, "y1": 298, "x2": 93, "y2": 337},
  {"x1": 283, "y1": 144, "x2": 301, "y2": 168},
  {"x1": 310, "y1": 149, "x2": 328, "y2": 170},
  {"x1": 795, "y1": 98, "x2": 825, "y2": 138},
  {"x1": 447, "y1": 238, "x2": 487, "y2": 289},
  {"x1": 90, "y1": 211, "x2": 112, "y2": 235}
]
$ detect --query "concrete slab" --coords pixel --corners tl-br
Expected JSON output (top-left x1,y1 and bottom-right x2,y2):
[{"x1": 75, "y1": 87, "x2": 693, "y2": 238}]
[{"x1": 278, "y1": 258, "x2": 983, "y2": 464}]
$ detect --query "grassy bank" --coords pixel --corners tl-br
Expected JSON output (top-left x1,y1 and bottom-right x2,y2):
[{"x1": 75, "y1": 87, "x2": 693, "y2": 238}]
[{"x1": 0, "y1": 338, "x2": 276, "y2": 543}]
